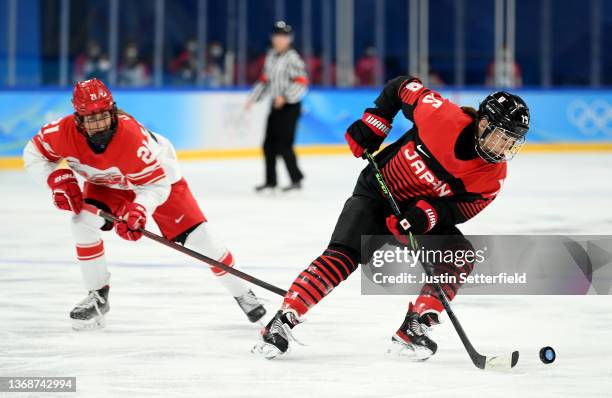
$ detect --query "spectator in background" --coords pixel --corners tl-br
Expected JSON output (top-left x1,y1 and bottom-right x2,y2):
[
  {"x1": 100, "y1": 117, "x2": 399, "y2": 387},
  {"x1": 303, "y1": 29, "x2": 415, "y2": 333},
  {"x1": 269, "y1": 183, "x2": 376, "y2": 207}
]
[
  {"x1": 203, "y1": 41, "x2": 225, "y2": 87},
  {"x1": 170, "y1": 38, "x2": 199, "y2": 85},
  {"x1": 486, "y1": 44, "x2": 522, "y2": 88},
  {"x1": 74, "y1": 40, "x2": 111, "y2": 82},
  {"x1": 355, "y1": 46, "x2": 382, "y2": 87},
  {"x1": 428, "y1": 62, "x2": 445, "y2": 87},
  {"x1": 304, "y1": 54, "x2": 323, "y2": 85},
  {"x1": 118, "y1": 43, "x2": 150, "y2": 87},
  {"x1": 246, "y1": 49, "x2": 266, "y2": 85}
]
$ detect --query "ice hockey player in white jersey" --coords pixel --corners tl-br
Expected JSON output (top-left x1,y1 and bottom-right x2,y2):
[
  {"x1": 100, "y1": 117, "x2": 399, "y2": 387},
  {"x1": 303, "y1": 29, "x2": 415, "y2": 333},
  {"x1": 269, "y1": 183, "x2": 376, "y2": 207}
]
[{"x1": 23, "y1": 78, "x2": 266, "y2": 330}]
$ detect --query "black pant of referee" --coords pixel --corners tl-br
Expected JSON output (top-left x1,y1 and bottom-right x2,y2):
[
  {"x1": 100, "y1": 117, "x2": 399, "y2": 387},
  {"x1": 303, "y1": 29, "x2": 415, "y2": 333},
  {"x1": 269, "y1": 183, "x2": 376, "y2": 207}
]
[{"x1": 262, "y1": 102, "x2": 303, "y2": 190}]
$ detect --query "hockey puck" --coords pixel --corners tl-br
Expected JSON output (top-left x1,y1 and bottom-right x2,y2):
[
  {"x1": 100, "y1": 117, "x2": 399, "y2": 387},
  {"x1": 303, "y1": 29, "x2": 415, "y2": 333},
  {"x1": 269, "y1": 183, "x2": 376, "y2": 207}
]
[{"x1": 539, "y1": 346, "x2": 556, "y2": 364}]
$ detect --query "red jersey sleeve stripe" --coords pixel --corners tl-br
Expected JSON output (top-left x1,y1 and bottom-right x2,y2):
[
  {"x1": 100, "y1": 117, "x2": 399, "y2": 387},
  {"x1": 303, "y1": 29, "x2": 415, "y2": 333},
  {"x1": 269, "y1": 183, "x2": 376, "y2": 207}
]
[
  {"x1": 399, "y1": 81, "x2": 428, "y2": 105},
  {"x1": 127, "y1": 166, "x2": 166, "y2": 185},
  {"x1": 32, "y1": 135, "x2": 61, "y2": 162},
  {"x1": 457, "y1": 199, "x2": 491, "y2": 220}
]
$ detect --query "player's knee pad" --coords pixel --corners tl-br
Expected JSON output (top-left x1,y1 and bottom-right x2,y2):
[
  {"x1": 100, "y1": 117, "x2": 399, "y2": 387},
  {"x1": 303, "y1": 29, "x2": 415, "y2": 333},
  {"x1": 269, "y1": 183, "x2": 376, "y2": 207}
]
[
  {"x1": 182, "y1": 222, "x2": 228, "y2": 264},
  {"x1": 71, "y1": 209, "x2": 105, "y2": 244}
]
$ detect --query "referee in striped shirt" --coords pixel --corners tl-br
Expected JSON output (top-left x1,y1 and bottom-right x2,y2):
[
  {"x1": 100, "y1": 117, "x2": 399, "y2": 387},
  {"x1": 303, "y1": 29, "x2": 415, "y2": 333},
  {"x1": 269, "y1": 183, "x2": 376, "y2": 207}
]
[{"x1": 246, "y1": 21, "x2": 308, "y2": 192}]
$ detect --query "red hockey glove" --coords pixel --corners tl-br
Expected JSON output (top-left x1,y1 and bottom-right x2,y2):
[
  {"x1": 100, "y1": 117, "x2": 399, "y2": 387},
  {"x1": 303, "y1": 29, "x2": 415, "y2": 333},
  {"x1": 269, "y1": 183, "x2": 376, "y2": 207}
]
[
  {"x1": 115, "y1": 202, "x2": 147, "y2": 241},
  {"x1": 344, "y1": 111, "x2": 391, "y2": 158},
  {"x1": 386, "y1": 200, "x2": 438, "y2": 243},
  {"x1": 47, "y1": 169, "x2": 83, "y2": 214}
]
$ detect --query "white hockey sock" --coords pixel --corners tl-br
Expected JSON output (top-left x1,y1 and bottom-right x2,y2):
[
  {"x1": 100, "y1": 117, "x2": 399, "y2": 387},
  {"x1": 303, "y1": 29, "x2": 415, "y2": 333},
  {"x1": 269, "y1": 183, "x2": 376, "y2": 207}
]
[
  {"x1": 76, "y1": 240, "x2": 111, "y2": 291},
  {"x1": 72, "y1": 209, "x2": 110, "y2": 291},
  {"x1": 183, "y1": 223, "x2": 250, "y2": 297},
  {"x1": 210, "y1": 251, "x2": 250, "y2": 298}
]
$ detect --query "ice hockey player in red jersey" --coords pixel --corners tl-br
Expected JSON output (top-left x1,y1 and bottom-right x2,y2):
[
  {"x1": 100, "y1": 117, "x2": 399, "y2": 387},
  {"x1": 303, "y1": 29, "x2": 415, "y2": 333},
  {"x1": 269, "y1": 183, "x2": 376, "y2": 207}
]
[
  {"x1": 253, "y1": 76, "x2": 530, "y2": 359},
  {"x1": 23, "y1": 79, "x2": 266, "y2": 330}
]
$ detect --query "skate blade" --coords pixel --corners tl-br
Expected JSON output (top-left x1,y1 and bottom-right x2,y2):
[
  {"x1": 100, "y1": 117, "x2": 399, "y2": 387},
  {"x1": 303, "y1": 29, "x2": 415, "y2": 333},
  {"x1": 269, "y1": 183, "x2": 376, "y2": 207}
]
[
  {"x1": 387, "y1": 340, "x2": 433, "y2": 361},
  {"x1": 71, "y1": 315, "x2": 106, "y2": 331},
  {"x1": 251, "y1": 342, "x2": 287, "y2": 359}
]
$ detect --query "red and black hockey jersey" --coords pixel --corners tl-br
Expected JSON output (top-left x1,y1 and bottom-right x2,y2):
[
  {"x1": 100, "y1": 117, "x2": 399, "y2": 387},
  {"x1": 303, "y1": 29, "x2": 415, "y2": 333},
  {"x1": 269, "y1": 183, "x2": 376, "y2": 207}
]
[{"x1": 361, "y1": 77, "x2": 506, "y2": 226}]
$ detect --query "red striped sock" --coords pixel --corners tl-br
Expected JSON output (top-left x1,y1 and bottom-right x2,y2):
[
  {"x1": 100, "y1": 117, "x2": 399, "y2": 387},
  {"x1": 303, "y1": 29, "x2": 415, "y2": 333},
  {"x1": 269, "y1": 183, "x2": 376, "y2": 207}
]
[
  {"x1": 283, "y1": 248, "x2": 357, "y2": 316},
  {"x1": 210, "y1": 251, "x2": 234, "y2": 276},
  {"x1": 76, "y1": 240, "x2": 105, "y2": 261},
  {"x1": 417, "y1": 259, "x2": 475, "y2": 310}
]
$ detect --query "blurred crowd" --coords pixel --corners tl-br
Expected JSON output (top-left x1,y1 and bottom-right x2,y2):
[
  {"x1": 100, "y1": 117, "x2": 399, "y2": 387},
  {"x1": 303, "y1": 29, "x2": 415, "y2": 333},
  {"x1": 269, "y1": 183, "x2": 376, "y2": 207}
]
[{"x1": 73, "y1": 40, "x2": 522, "y2": 88}]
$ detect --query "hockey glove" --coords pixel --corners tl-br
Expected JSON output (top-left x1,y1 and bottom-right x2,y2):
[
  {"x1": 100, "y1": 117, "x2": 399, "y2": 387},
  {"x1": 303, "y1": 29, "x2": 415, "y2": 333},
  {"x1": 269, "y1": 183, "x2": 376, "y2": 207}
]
[
  {"x1": 115, "y1": 202, "x2": 147, "y2": 241},
  {"x1": 386, "y1": 200, "x2": 438, "y2": 244},
  {"x1": 344, "y1": 110, "x2": 391, "y2": 158},
  {"x1": 47, "y1": 168, "x2": 83, "y2": 214}
]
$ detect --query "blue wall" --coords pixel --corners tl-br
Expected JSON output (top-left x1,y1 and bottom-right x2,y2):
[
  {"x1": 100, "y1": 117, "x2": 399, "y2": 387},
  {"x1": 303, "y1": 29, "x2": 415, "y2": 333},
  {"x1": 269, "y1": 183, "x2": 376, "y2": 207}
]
[
  {"x1": 24, "y1": 0, "x2": 612, "y2": 87},
  {"x1": 0, "y1": 0, "x2": 41, "y2": 86},
  {"x1": 1, "y1": 88, "x2": 611, "y2": 157}
]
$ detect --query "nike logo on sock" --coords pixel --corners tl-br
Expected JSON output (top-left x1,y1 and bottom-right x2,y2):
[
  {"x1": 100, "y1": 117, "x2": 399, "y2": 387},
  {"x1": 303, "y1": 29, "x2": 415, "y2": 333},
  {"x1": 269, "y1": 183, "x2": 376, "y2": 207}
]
[{"x1": 175, "y1": 215, "x2": 185, "y2": 223}]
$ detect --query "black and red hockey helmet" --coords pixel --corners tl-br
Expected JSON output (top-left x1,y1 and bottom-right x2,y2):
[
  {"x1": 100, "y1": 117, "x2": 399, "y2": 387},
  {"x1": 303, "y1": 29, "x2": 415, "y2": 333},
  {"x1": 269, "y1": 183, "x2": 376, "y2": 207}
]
[{"x1": 476, "y1": 91, "x2": 530, "y2": 163}]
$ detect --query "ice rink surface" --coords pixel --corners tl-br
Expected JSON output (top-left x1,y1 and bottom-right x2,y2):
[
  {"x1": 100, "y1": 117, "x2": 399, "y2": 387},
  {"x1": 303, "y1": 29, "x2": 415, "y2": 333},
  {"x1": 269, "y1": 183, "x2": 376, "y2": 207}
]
[{"x1": 1, "y1": 153, "x2": 612, "y2": 397}]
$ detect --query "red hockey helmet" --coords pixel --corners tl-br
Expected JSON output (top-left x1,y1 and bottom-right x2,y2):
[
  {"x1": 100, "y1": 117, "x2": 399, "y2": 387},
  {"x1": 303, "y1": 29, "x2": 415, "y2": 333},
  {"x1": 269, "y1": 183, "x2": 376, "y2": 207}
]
[
  {"x1": 72, "y1": 79, "x2": 118, "y2": 152},
  {"x1": 72, "y1": 78, "x2": 115, "y2": 116}
]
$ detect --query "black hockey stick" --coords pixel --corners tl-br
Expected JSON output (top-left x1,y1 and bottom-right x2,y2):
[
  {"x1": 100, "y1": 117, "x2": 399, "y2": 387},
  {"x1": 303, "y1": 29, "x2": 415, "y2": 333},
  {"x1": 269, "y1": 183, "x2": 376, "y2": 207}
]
[
  {"x1": 364, "y1": 151, "x2": 519, "y2": 370},
  {"x1": 83, "y1": 204, "x2": 288, "y2": 297}
]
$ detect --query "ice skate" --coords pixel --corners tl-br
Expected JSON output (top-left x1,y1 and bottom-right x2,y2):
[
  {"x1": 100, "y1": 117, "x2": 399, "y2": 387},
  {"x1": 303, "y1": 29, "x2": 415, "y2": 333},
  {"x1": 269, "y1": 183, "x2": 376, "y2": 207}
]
[
  {"x1": 388, "y1": 303, "x2": 438, "y2": 360},
  {"x1": 234, "y1": 289, "x2": 267, "y2": 323},
  {"x1": 252, "y1": 310, "x2": 302, "y2": 359},
  {"x1": 70, "y1": 286, "x2": 110, "y2": 331}
]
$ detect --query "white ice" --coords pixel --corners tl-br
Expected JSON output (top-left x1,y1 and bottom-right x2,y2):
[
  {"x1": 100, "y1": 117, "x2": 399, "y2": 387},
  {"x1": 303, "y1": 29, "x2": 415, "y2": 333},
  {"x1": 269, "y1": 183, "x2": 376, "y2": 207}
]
[{"x1": 1, "y1": 153, "x2": 612, "y2": 397}]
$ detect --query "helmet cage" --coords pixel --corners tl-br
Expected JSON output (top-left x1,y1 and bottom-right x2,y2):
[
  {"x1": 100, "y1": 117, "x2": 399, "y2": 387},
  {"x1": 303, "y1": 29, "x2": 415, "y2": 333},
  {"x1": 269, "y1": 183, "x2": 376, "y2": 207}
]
[
  {"x1": 74, "y1": 104, "x2": 119, "y2": 151},
  {"x1": 476, "y1": 120, "x2": 526, "y2": 163}
]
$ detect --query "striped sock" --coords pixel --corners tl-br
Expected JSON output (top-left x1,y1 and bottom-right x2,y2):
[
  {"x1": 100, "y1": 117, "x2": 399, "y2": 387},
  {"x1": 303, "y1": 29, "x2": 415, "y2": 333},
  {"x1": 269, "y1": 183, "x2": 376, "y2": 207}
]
[
  {"x1": 283, "y1": 248, "x2": 358, "y2": 316},
  {"x1": 211, "y1": 250, "x2": 250, "y2": 297},
  {"x1": 416, "y1": 258, "x2": 475, "y2": 312},
  {"x1": 76, "y1": 240, "x2": 110, "y2": 291}
]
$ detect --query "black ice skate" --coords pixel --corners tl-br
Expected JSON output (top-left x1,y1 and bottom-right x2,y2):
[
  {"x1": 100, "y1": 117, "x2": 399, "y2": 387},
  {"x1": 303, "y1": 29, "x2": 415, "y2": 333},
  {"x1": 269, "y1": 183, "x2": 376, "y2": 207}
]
[
  {"x1": 70, "y1": 285, "x2": 110, "y2": 331},
  {"x1": 388, "y1": 303, "x2": 438, "y2": 360},
  {"x1": 234, "y1": 290, "x2": 267, "y2": 323},
  {"x1": 252, "y1": 310, "x2": 302, "y2": 359}
]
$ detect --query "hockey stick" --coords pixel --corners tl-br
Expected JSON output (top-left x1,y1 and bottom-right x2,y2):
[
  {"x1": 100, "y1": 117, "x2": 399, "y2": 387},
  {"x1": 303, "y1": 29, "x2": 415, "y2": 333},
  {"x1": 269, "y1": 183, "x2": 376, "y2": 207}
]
[
  {"x1": 83, "y1": 204, "x2": 288, "y2": 297},
  {"x1": 363, "y1": 151, "x2": 519, "y2": 370}
]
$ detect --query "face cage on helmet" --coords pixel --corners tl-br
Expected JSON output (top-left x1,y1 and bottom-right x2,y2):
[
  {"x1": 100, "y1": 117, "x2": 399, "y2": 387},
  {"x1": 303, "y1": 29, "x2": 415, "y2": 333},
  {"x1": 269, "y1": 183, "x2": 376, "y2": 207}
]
[
  {"x1": 476, "y1": 123, "x2": 526, "y2": 163},
  {"x1": 74, "y1": 105, "x2": 118, "y2": 148}
]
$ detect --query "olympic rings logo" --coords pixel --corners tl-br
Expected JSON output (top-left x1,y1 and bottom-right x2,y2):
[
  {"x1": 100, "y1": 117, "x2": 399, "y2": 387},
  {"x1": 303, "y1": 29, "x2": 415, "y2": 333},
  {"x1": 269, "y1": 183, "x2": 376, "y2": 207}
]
[{"x1": 566, "y1": 100, "x2": 612, "y2": 136}]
